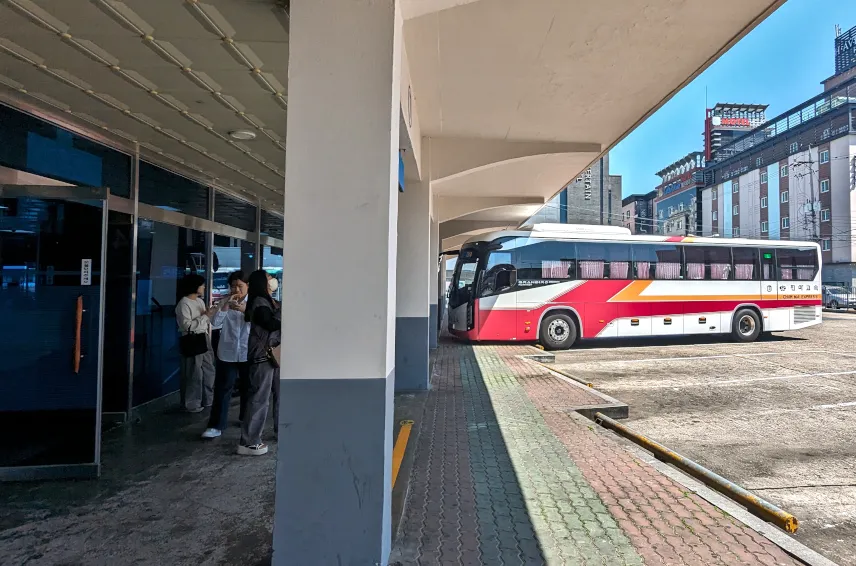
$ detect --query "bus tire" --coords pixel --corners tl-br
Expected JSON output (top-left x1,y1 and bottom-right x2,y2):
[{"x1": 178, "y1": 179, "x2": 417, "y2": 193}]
[
  {"x1": 540, "y1": 313, "x2": 577, "y2": 350},
  {"x1": 732, "y1": 309, "x2": 761, "y2": 343}
]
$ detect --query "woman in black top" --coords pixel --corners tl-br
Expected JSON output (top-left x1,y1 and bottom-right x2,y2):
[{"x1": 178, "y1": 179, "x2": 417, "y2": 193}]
[{"x1": 238, "y1": 270, "x2": 281, "y2": 456}]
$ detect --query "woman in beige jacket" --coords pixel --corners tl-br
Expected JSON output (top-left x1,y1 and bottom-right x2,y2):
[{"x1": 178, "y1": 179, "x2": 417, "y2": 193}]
[{"x1": 176, "y1": 274, "x2": 228, "y2": 413}]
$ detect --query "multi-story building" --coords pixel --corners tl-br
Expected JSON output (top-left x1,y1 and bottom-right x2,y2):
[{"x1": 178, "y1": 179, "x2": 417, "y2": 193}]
[
  {"x1": 528, "y1": 153, "x2": 623, "y2": 225},
  {"x1": 704, "y1": 103, "x2": 768, "y2": 160},
  {"x1": 621, "y1": 190, "x2": 656, "y2": 234},
  {"x1": 700, "y1": 27, "x2": 856, "y2": 284},
  {"x1": 653, "y1": 152, "x2": 706, "y2": 235}
]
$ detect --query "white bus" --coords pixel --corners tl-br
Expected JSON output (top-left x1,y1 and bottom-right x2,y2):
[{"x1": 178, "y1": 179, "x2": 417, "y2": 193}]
[{"x1": 448, "y1": 224, "x2": 822, "y2": 350}]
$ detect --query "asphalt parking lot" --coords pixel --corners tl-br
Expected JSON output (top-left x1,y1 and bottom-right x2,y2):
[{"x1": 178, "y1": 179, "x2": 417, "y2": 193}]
[{"x1": 551, "y1": 312, "x2": 856, "y2": 566}]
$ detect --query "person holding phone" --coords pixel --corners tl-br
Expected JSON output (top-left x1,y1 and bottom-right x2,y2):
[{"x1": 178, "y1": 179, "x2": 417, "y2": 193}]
[
  {"x1": 238, "y1": 270, "x2": 281, "y2": 455},
  {"x1": 176, "y1": 274, "x2": 225, "y2": 413},
  {"x1": 201, "y1": 270, "x2": 251, "y2": 439}
]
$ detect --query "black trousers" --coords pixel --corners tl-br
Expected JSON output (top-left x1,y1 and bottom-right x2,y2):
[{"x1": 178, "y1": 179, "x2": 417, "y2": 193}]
[{"x1": 207, "y1": 360, "x2": 249, "y2": 431}]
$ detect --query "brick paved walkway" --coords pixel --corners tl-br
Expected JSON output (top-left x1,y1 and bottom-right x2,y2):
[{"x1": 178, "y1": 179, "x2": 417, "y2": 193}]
[{"x1": 389, "y1": 341, "x2": 803, "y2": 566}]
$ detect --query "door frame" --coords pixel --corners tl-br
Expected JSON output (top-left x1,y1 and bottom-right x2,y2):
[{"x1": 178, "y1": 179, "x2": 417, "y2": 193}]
[{"x1": 0, "y1": 184, "x2": 108, "y2": 481}]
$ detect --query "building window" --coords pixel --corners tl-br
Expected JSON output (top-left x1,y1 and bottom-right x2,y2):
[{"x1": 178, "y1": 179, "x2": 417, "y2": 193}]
[
  {"x1": 733, "y1": 227, "x2": 740, "y2": 237},
  {"x1": 781, "y1": 191, "x2": 789, "y2": 203},
  {"x1": 760, "y1": 171, "x2": 768, "y2": 184},
  {"x1": 821, "y1": 208, "x2": 830, "y2": 222},
  {"x1": 789, "y1": 142, "x2": 799, "y2": 153},
  {"x1": 756, "y1": 157, "x2": 763, "y2": 167},
  {"x1": 761, "y1": 221, "x2": 769, "y2": 233},
  {"x1": 820, "y1": 150, "x2": 830, "y2": 164},
  {"x1": 712, "y1": 210, "x2": 718, "y2": 221},
  {"x1": 761, "y1": 196, "x2": 768, "y2": 208},
  {"x1": 782, "y1": 217, "x2": 790, "y2": 229},
  {"x1": 822, "y1": 239, "x2": 831, "y2": 251},
  {"x1": 732, "y1": 181, "x2": 739, "y2": 193},
  {"x1": 733, "y1": 204, "x2": 739, "y2": 215},
  {"x1": 821, "y1": 179, "x2": 830, "y2": 193},
  {"x1": 712, "y1": 188, "x2": 717, "y2": 200},
  {"x1": 781, "y1": 165, "x2": 788, "y2": 177}
]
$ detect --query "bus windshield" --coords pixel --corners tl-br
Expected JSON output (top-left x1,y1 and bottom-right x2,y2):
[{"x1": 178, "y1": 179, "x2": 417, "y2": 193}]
[{"x1": 449, "y1": 247, "x2": 482, "y2": 308}]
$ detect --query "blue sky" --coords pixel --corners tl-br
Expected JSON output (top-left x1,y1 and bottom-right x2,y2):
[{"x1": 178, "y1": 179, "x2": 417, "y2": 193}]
[{"x1": 611, "y1": 0, "x2": 856, "y2": 197}]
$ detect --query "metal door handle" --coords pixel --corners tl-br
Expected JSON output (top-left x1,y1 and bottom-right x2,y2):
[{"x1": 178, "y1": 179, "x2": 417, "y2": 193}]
[{"x1": 73, "y1": 295, "x2": 83, "y2": 374}]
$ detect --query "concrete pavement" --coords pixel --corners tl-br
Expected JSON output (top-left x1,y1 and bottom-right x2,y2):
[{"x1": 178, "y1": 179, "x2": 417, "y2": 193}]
[
  {"x1": 551, "y1": 314, "x2": 855, "y2": 566},
  {"x1": 391, "y1": 341, "x2": 804, "y2": 565}
]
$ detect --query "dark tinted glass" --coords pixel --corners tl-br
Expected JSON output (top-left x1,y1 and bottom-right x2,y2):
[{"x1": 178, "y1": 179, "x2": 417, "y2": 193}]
[
  {"x1": 214, "y1": 192, "x2": 257, "y2": 232},
  {"x1": 632, "y1": 244, "x2": 682, "y2": 280},
  {"x1": 515, "y1": 240, "x2": 576, "y2": 282},
  {"x1": 0, "y1": 104, "x2": 131, "y2": 197},
  {"x1": 261, "y1": 210, "x2": 284, "y2": 240},
  {"x1": 683, "y1": 246, "x2": 733, "y2": 280},
  {"x1": 139, "y1": 162, "x2": 209, "y2": 218},
  {"x1": 777, "y1": 247, "x2": 818, "y2": 281}
]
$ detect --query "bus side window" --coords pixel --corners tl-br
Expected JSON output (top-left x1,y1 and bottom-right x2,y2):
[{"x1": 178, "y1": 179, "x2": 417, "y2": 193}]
[{"x1": 760, "y1": 249, "x2": 776, "y2": 280}]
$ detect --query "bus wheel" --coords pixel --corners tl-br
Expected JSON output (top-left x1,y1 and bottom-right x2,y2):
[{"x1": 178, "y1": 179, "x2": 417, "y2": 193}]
[
  {"x1": 540, "y1": 313, "x2": 577, "y2": 350},
  {"x1": 732, "y1": 309, "x2": 761, "y2": 343}
]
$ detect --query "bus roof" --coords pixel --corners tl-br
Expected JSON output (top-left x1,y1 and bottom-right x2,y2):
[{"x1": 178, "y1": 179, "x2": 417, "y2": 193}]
[{"x1": 461, "y1": 225, "x2": 819, "y2": 249}]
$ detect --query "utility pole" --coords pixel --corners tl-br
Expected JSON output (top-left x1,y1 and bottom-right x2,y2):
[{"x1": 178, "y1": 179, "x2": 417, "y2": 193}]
[{"x1": 792, "y1": 151, "x2": 819, "y2": 242}]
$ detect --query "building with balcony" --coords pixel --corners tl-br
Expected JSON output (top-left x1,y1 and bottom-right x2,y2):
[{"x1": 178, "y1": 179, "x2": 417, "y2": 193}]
[
  {"x1": 701, "y1": 25, "x2": 856, "y2": 285},
  {"x1": 654, "y1": 152, "x2": 706, "y2": 235},
  {"x1": 621, "y1": 190, "x2": 656, "y2": 234}
]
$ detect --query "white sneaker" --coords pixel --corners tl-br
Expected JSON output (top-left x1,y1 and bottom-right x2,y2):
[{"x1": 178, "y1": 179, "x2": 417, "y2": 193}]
[
  {"x1": 201, "y1": 428, "x2": 222, "y2": 439},
  {"x1": 237, "y1": 443, "x2": 268, "y2": 456}
]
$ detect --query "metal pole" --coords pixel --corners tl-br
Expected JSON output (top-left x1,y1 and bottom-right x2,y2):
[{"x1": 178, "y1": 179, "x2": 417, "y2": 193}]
[
  {"x1": 206, "y1": 187, "x2": 215, "y2": 305},
  {"x1": 594, "y1": 412, "x2": 799, "y2": 533},
  {"x1": 126, "y1": 143, "x2": 140, "y2": 416},
  {"x1": 256, "y1": 198, "x2": 262, "y2": 271}
]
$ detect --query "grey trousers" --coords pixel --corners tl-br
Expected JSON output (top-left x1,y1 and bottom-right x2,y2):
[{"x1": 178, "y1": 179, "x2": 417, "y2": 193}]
[
  {"x1": 179, "y1": 339, "x2": 216, "y2": 411},
  {"x1": 241, "y1": 361, "x2": 279, "y2": 446}
]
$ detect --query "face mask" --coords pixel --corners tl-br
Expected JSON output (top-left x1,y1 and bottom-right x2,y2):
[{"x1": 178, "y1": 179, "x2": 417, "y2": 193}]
[{"x1": 268, "y1": 278, "x2": 278, "y2": 294}]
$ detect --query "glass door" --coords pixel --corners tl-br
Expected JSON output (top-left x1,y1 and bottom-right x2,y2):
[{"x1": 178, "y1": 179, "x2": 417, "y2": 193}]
[{"x1": 0, "y1": 185, "x2": 107, "y2": 480}]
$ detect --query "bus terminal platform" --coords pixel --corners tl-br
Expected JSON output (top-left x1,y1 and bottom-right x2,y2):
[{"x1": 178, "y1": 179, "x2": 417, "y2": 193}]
[{"x1": 0, "y1": 340, "x2": 804, "y2": 566}]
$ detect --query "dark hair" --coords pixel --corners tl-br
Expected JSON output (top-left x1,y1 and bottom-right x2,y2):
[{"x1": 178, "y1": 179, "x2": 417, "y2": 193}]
[
  {"x1": 178, "y1": 273, "x2": 206, "y2": 298},
  {"x1": 245, "y1": 269, "x2": 274, "y2": 322},
  {"x1": 227, "y1": 270, "x2": 246, "y2": 285}
]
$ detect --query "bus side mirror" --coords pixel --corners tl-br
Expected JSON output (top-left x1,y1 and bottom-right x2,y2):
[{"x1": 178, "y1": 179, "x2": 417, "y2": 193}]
[{"x1": 495, "y1": 269, "x2": 517, "y2": 290}]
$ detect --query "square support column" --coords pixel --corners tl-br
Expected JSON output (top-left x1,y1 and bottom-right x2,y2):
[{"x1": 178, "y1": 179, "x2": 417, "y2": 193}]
[
  {"x1": 429, "y1": 215, "x2": 439, "y2": 349},
  {"x1": 274, "y1": 1, "x2": 402, "y2": 564},
  {"x1": 395, "y1": 147, "x2": 431, "y2": 390}
]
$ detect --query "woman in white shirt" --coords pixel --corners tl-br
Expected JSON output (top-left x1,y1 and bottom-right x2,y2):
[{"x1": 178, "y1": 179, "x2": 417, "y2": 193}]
[{"x1": 176, "y1": 274, "x2": 226, "y2": 413}]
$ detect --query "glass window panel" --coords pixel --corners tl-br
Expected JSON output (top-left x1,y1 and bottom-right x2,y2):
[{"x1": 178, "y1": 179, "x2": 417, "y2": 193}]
[
  {"x1": 139, "y1": 162, "x2": 209, "y2": 218},
  {"x1": 261, "y1": 210, "x2": 284, "y2": 240},
  {"x1": 103, "y1": 210, "x2": 134, "y2": 413},
  {"x1": 683, "y1": 246, "x2": 732, "y2": 280},
  {"x1": 632, "y1": 244, "x2": 682, "y2": 280},
  {"x1": 133, "y1": 219, "x2": 208, "y2": 407},
  {"x1": 0, "y1": 104, "x2": 131, "y2": 197},
  {"x1": 263, "y1": 246, "x2": 283, "y2": 301},
  {"x1": 212, "y1": 235, "x2": 258, "y2": 302},
  {"x1": 513, "y1": 239, "x2": 576, "y2": 283},
  {"x1": 777, "y1": 247, "x2": 818, "y2": 281},
  {"x1": 214, "y1": 192, "x2": 257, "y2": 232}
]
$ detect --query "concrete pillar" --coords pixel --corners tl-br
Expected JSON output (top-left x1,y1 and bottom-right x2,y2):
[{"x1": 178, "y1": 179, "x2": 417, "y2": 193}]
[
  {"x1": 395, "y1": 144, "x2": 431, "y2": 390},
  {"x1": 429, "y1": 214, "x2": 439, "y2": 349},
  {"x1": 273, "y1": 1, "x2": 401, "y2": 564}
]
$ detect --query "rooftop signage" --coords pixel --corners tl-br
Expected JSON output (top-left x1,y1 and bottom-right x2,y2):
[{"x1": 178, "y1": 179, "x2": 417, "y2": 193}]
[{"x1": 835, "y1": 25, "x2": 856, "y2": 76}]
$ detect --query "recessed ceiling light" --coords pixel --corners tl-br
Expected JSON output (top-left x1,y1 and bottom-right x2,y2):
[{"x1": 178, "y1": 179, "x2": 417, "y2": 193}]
[{"x1": 229, "y1": 129, "x2": 256, "y2": 140}]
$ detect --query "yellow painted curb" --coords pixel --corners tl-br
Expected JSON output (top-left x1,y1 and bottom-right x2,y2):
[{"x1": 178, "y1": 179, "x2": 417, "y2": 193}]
[{"x1": 391, "y1": 420, "x2": 414, "y2": 489}]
